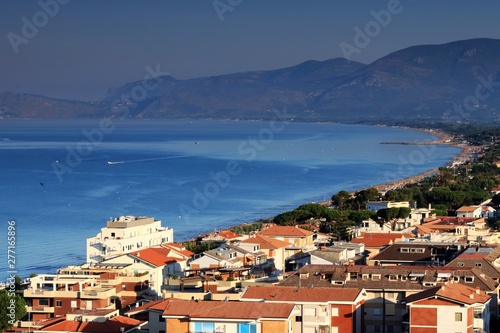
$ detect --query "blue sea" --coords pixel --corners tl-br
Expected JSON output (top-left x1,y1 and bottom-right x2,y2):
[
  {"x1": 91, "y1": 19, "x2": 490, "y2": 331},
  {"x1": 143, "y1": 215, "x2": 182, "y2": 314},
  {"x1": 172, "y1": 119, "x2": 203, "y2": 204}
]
[{"x1": 0, "y1": 119, "x2": 461, "y2": 281}]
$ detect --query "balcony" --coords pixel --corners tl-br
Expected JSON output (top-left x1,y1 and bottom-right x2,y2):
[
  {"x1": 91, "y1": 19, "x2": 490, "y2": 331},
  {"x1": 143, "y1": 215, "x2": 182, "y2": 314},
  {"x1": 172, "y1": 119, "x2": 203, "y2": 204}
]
[
  {"x1": 26, "y1": 306, "x2": 55, "y2": 313},
  {"x1": 303, "y1": 315, "x2": 330, "y2": 325},
  {"x1": 24, "y1": 289, "x2": 55, "y2": 298},
  {"x1": 81, "y1": 287, "x2": 116, "y2": 299}
]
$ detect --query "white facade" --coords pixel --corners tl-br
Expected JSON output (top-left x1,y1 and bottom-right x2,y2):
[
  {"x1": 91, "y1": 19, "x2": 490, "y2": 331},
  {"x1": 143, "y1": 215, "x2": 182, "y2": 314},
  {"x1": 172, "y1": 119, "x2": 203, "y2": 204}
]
[
  {"x1": 86, "y1": 215, "x2": 173, "y2": 263},
  {"x1": 367, "y1": 201, "x2": 410, "y2": 211}
]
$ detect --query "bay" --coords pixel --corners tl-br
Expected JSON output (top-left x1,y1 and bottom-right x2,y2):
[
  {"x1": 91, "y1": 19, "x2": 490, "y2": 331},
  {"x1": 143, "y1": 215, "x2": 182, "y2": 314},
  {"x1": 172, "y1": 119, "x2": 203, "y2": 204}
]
[{"x1": 0, "y1": 119, "x2": 461, "y2": 281}]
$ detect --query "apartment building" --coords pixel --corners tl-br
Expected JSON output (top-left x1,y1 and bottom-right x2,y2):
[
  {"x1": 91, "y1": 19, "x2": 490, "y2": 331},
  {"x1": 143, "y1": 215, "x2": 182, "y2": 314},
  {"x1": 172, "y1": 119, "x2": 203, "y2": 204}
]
[{"x1": 86, "y1": 215, "x2": 173, "y2": 263}]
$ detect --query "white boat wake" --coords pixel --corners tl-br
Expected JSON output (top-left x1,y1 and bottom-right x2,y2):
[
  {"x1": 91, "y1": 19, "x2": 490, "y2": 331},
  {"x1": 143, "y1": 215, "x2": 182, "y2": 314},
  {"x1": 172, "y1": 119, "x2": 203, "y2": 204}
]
[{"x1": 107, "y1": 155, "x2": 189, "y2": 165}]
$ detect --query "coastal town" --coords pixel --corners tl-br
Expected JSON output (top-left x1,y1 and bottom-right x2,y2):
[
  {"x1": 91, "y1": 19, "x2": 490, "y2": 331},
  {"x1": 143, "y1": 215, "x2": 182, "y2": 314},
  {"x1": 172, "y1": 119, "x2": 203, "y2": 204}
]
[{"x1": 1, "y1": 128, "x2": 499, "y2": 333}]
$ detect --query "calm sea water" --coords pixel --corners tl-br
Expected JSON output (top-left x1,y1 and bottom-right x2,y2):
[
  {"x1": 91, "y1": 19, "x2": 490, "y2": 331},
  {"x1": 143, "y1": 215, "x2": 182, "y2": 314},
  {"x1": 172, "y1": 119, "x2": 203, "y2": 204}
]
[{"x1": 0, "y1": 119, "x2": 461, "y2": 281}]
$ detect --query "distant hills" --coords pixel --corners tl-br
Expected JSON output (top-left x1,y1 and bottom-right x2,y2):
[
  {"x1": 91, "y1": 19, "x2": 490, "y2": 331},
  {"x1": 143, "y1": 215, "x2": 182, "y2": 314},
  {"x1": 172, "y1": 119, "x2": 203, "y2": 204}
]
[{"x1": 2, "y1": 38, "x2": 500, "y2": 124}]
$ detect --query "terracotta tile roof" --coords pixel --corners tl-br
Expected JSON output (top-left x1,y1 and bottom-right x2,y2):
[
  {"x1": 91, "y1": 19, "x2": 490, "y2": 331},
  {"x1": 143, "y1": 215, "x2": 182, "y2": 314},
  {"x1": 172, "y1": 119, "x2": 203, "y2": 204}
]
[
  {"x1": 162, "y1": 300, "x2": 294, "y2": 320},
  {"x1": 412, "y1": 298, "x2": 461, "y2": 306},
  {"x1": 40, "y1": 316, "x2": 142, "y2": 332},
  {"x1": 125, "y1": 299, "x2": 168, "y2": 315},
  {"x1": 446, "y1": 253, "x2": 500, "y2": 279},
  {"x1": 217, "y1": 230, "x2": 242, "y2": 239},
  {"x1": 261, "y1": 225, "x2": 314, "y2": 237},
  {"x1": 241, "y1": 234, "x2": 291, "y2": 249},
  {"x1": 130, "y1": 247, "x2": 178, "y2": 267},
  {"x1": 242, "y1": 286, "x2": 363, "y2": 303},
  {"x1": 278, "y1": 264, "x2": 498, "y2": 292},
  {"x1": 406, "y1": 282, "x2": 491, "y2": 305},
  {"x1": 456, "y1": 206, "x2": 480, "y2": 212},
  {"x1": 350, "y1": 233, "x2": 410, "y2": 247},
  {"x1": 162, "y1": 242, "x2": 194, "y2": 257}
]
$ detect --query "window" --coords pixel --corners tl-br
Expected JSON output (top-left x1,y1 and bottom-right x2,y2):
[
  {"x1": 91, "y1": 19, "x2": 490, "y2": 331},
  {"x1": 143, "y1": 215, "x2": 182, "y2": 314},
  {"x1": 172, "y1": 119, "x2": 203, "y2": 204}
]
[
  {"x1": 457, "y1": 262, "x2": 464, "y2": 267},
  {"x1": 238, "y1": 323, "x2": 256, "y2": 333},
  {"x1": 455, "y1": 312, "x2": 463, "y2": 321},
  {"x1": 55, "y1": 300, "x2": 62, "y2": 307},
  {"x1": 38, "y1": 299, "x2": 49, "y2": 306},
  {"x1": 400, "y1": 248, "x2": 409, "y2": 253},
  {"x1": 389, "y1": 275, "x2": 398, "y2": 281},
  {"x1": 373, "y1": 308, "x2": 382, "y2": 316},
  {"x1": 111, "y1": 232, "x2": 115, "y2": 237},
  {"x1": 362, "y1": 274, "x2": 369, "y2": 280},
  {"x1": 474, "y1": 308, "x2": 483, "y2": 318},
  {"x1": 194, "y1": 322, "x2": 215, "y2": 332},
  {"x1": 374, "y1": 325, "x2": 381, "y2": 332},
  {"x1": 372, "y1": 274, "x2": 381, "y2": 281},
  {"x1": 331, "y1": 308, "x2": 339, "y2": 316},
  {"x1": 475, "y1": 262, "x2": 482, "y2": 267},
  {"x1": 159, "y1": 314, "x2": 165, "y2": 322},
  {"x1": 295, "y1": 316, "x2": 302, "y2": 322},
  {"x1": 464, "y1": 276, "x2": 474, "y2": 283},
  {"x1": 387, "y1": 326, "x2": 394, "y2": 333}
]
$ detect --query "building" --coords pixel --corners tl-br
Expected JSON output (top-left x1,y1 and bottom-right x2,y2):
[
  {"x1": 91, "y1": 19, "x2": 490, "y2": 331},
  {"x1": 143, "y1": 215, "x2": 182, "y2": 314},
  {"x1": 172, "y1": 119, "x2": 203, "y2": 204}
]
[
  {"x1": 366, "y1": 201, "x2": 410, "y2": 211},
  {"x1": 23, "y1": 270, "x2": 149, "y2": 322},
  {"x1": 241, "y1": 286, "x2": 366, "y2": 333},
  {"x1": 371, "y1": 240, "x2": 465, "y2": 267},
  {"x1": 86, "y1": 215, "x2": 173, "y2": 263},
  {"x1": 103, "y1": 244, "x2": 193, "y2": 295},
  {"x1": 446, "y1": 246, "x2": 500, "y2": 282},
  {"x1": 161, "y1": 299, "x2": 297, "y2": 333},
  {"x1": 278, "y1": 264, "x2": 498, "y2": 333},
  {"x1": 188, "y1": 246, "x2": 243, "y2": 271},
  {"x1": 405, "y1": 282, "x2": 491, "y2": 333},
  {"x1": 260, "y1": 225, "x2": 316, "y2": 271},
  {"x1": 308, "y1": 242, "x2": 364, "y2": 265},
  {"x1": 456, "y1": 206, "x2": 483, "y2": 218},
  {"x1": 31, "y1": 309, "x2": 144, "y2": 333},
  {"x1": 350, "y1": 232, "x2": 413, "y2": 264},
  {"x1": 239, "y1": 234, "x2": 291, "y2": 274}
]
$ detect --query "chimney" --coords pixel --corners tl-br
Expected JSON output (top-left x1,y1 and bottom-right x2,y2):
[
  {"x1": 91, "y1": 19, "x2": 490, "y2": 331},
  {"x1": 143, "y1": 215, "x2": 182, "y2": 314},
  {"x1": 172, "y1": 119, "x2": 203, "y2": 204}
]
[
  {"x1": 428, "y1": 203, "x2": 432, "y2": 210},
  {"x1": 476, "y1": 286, "x2": 480, "y2": 294},
  {"x1": 470, "y1": 293, "x2": 474, "y2": 299}
]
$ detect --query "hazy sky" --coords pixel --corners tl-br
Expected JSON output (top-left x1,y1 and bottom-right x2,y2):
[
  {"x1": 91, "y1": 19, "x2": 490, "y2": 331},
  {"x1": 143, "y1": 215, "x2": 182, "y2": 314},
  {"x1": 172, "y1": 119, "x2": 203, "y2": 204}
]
[{"x1": 1, "y1": 0, "x2": 500, "y2": 100}]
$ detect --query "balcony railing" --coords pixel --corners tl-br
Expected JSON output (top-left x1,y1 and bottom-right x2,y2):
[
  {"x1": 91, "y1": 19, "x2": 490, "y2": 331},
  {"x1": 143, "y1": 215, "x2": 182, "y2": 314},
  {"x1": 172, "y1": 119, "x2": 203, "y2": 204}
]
[{"x1": 26, "y1": 306, "x2": 55, "y2": 313}]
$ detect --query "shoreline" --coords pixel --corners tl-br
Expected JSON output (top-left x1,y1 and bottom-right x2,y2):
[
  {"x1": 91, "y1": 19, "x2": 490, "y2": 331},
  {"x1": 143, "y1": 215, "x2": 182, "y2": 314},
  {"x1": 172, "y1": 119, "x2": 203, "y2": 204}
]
[{"x1": 185, "y1": 126, "x2": 477, "y2": 240}]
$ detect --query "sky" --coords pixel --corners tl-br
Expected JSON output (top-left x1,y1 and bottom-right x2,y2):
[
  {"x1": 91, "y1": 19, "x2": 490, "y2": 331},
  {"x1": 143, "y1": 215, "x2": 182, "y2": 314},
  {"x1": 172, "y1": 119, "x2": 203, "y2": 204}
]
[{"x1": 1, "y1": 0, "x2": 500, "y2": 101}]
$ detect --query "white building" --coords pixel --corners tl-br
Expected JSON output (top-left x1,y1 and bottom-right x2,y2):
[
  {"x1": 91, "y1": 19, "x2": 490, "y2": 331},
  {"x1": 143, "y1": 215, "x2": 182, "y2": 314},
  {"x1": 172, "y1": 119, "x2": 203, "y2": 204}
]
[
  {"x1": 86, "y1": 215, "x2": 173, "y2": 263},
  {"x1": 367, "y1": 200, "x2": 410, "y2": 211}
]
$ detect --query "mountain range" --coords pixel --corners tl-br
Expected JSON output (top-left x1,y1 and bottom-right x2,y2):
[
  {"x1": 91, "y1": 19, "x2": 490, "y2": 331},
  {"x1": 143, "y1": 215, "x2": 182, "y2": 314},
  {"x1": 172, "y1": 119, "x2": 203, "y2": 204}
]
[{"x1": 2, "y1": 38, "x2": 500, "y2": 124}]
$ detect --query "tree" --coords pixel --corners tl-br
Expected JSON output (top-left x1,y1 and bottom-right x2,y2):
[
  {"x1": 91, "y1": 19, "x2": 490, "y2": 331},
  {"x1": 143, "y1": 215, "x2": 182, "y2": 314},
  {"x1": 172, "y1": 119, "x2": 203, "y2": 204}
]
[
  {"x1": 353, "y1": 187, "x2": 381, "y2": 210},
  {"x1": 0, "y1": 289, "x2": 26, "y2": 331},
  {"x1": 377, "y1": 207, "x2": 410, "y2": 231},
  {"x1": 491, "y1": 193, "x2": 500, "y2": 206},
  {"x1": 331, "y1": 190, "x2": 351, "y2": 210}
]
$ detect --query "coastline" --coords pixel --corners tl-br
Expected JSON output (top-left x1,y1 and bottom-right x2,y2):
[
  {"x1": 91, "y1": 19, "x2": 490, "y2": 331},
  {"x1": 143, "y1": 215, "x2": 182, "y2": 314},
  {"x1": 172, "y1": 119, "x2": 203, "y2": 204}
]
[{"x1": 186, "y1": 127, "x2": 476, "y2": 240}]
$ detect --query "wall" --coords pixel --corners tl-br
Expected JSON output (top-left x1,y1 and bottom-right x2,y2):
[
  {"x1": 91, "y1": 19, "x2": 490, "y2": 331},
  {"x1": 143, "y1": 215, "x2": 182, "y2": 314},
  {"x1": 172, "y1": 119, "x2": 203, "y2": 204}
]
[{"x1": 166, "y1": 318, "x2": 189, "y2": 333}]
